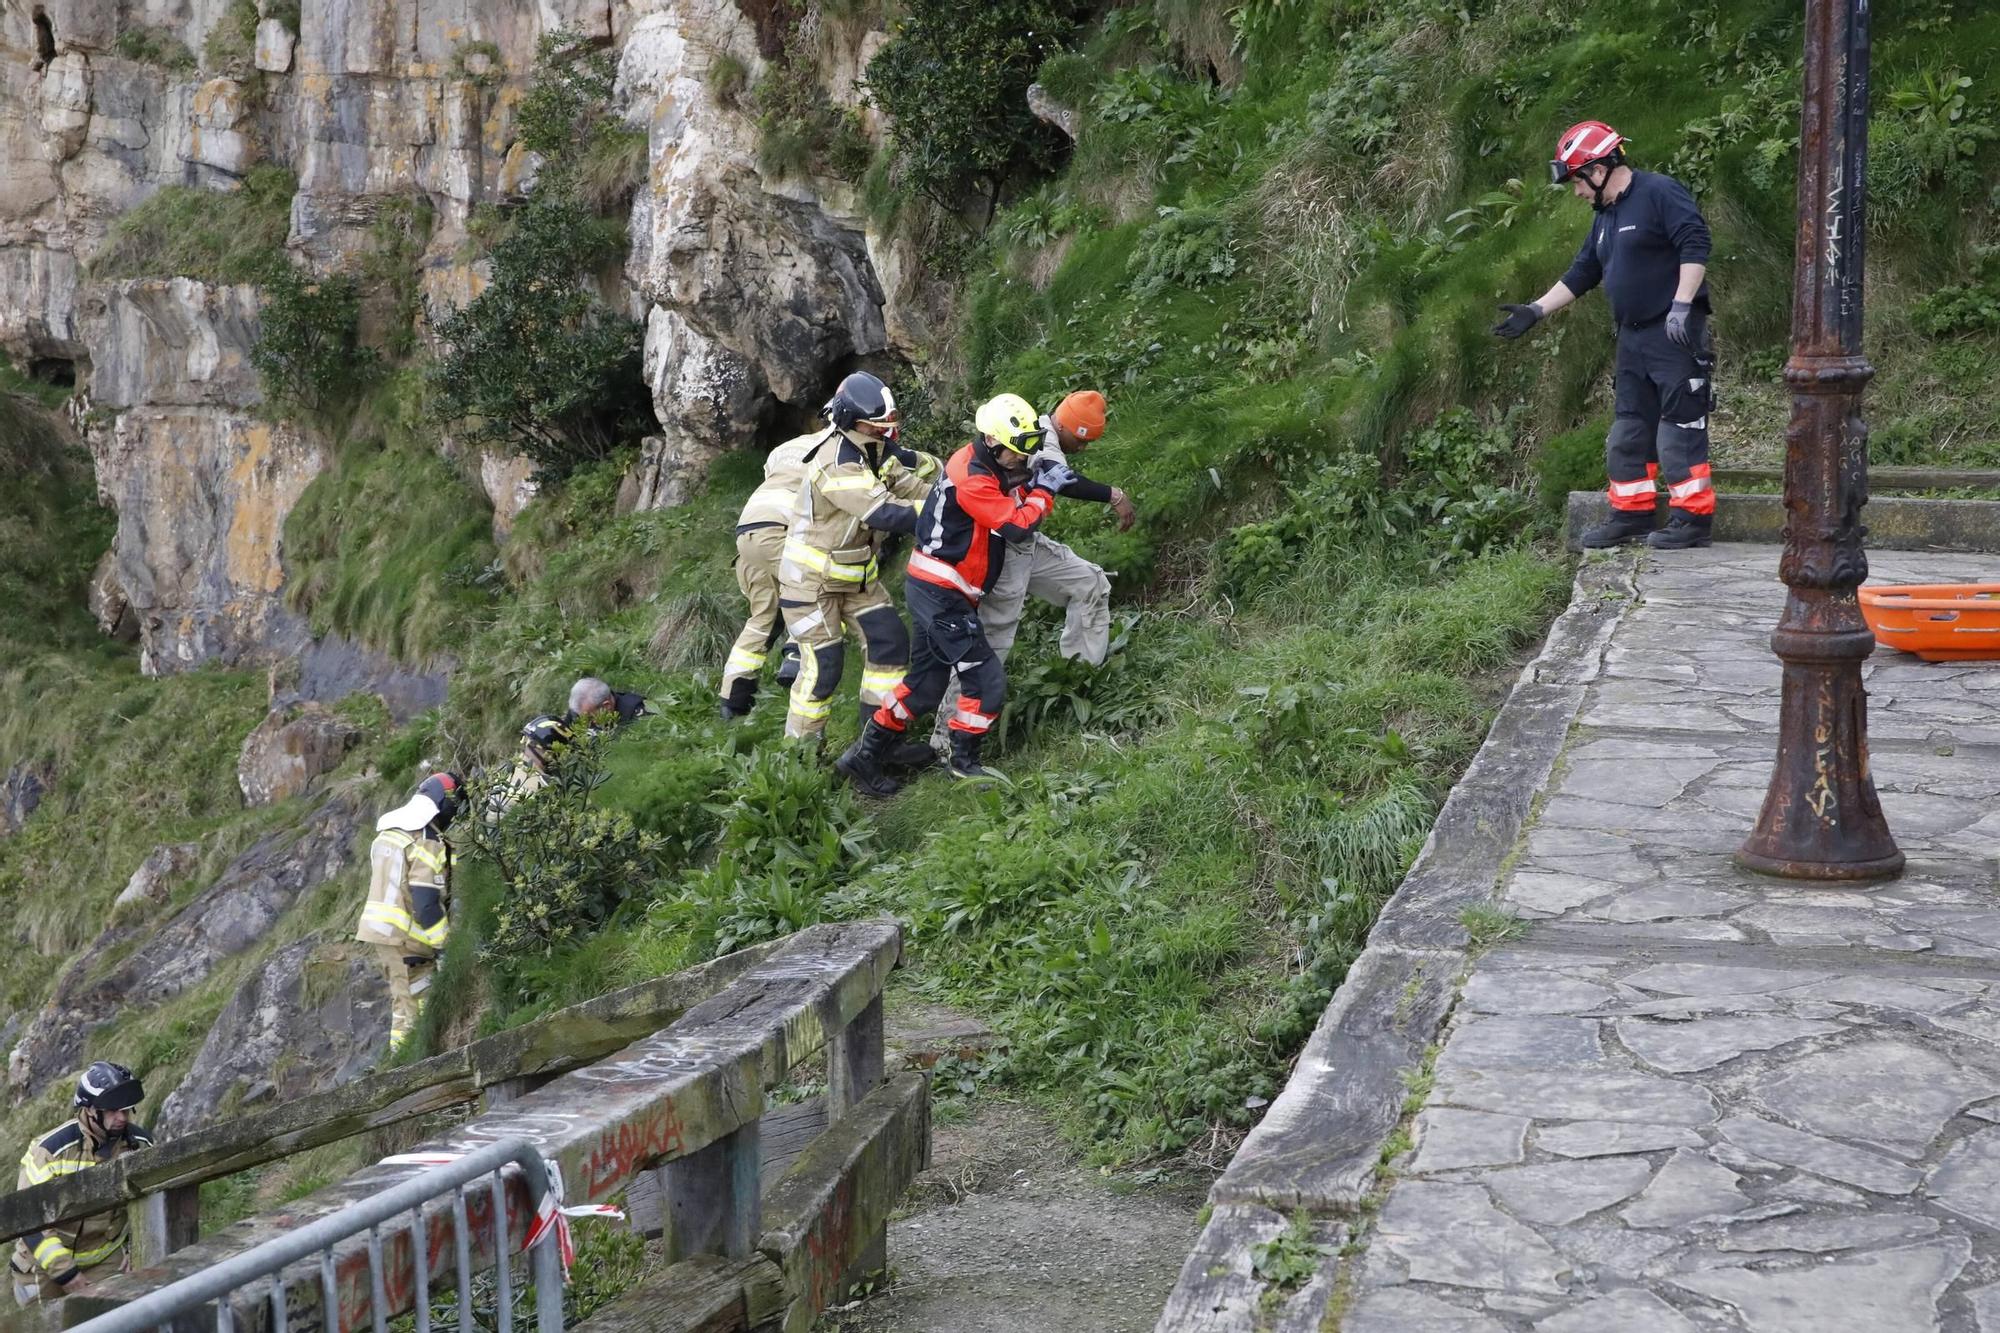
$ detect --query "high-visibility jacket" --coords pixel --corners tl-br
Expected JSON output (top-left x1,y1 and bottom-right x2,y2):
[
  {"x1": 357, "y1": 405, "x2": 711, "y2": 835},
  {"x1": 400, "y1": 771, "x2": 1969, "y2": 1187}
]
[
  {"x1": 779, "y1": 431, "x2": 936, "y2": 594},
  {"x1": 482, "y1": 760, "x2": 546, "y2": 825},
  {"x1": 354, "y1": 827, "x2": 450, "y2": 958},
  {"x1": 737, "y1": 434, "x2": 821, "y2": 531},
  {"x1": 12, "y1": 1118, "x2": 151, "y2": 1288},
  {"x1": 905, "y1": 440, "x2": 1055, "y2": 604}
]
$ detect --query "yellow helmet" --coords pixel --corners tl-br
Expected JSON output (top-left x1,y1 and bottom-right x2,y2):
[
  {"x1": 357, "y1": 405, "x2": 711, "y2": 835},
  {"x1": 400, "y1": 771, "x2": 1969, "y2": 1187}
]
[{"x1": 973, "y1": 393, "x2": 1040, "y2": 455}]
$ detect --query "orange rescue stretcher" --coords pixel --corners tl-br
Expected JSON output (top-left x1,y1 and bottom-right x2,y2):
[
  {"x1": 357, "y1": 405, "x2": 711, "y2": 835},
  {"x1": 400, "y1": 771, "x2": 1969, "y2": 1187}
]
[{"x1": 1860, "y1": 583, "x2": 2000, "y2": 661}]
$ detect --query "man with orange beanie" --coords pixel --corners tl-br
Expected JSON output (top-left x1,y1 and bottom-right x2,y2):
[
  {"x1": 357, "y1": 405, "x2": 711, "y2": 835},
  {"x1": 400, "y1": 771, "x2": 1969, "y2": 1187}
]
[{"x1": 929, "y1": 389, "x2": 1133, "y2": 751}]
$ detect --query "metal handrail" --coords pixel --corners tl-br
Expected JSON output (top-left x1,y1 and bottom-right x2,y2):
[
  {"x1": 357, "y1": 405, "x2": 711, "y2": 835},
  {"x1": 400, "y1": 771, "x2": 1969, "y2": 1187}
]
[{"x1": 69, "y1": 1139, "x2": 564, "y2": 1333}]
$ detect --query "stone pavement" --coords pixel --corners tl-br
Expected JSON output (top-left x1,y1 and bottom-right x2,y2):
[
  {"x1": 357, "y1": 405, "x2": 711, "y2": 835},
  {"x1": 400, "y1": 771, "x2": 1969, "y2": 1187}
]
[{"x1": 1344, "y1": 544, "x2": 2000, "y2": 1333}]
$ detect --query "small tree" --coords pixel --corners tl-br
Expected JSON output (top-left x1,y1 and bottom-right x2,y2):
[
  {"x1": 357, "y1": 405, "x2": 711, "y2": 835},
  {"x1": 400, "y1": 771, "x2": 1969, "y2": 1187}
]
[
  {"x1": 429, "y1": 190, "x2": 651, "y2": 476},
  {"x1": 863, "y1": 0, "x2": 1079, "y2": 219},
  {"x1": 251, "y1": 263, "x2": 378, "y2": 418},
  {"x1": 460, "y1": 730, "x2": 668, "y2": 960}
]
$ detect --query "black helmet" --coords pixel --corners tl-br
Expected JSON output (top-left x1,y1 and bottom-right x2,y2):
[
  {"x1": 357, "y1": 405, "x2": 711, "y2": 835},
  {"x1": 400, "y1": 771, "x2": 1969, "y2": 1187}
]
[
  {"x1": 520, "y1": 715, "x2": 571, "y2": 762},
  {"x1": 75, "y1": 1061, "x2": 144, "y2": 1112},
  {"x1": 823, "y1": 371, "x2": 899, "y2": 438},
  {"x1": 419, "y1": 772, "x2": 463, "y2": 829}
]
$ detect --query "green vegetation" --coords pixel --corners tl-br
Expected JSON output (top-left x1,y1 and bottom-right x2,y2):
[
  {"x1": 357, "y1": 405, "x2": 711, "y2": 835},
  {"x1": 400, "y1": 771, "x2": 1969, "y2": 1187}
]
[
  {"x1": 113, "y1": 25, "x2": 197, "y2": 72},
  {"x1": 864, "y1": 0, "x2": 1080, "y2": 214},
  {"x1": 6, "y1": 0, "x2": 1999, "y2": 1201},
  {"x1": 250, "y1": 266, "x2": 376, "y2": 418},
  {"x1": 431, "y1": 29, "x2": 650, "y2": 477},
  {"x1": 89, "y1": 166, "x2": 295, "y2": 285}
]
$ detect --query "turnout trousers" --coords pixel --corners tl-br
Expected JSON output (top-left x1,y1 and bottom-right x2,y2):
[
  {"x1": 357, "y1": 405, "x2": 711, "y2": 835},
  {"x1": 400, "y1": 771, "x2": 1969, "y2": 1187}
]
[
  {"x1": 876, "y1": 577, "x2": 1007, "y2": 738},
  {"x1": 720, "y1": 525, "x2": 798, "y2": 713},
  {"x1": 373, "y1": 945, "x2": 432, "y2": 1049},
  {"x1": 1604, "y1": 316, "x2": 1717, "y2": 518},
  {"x1": 931, "y1": 533, "x2": 1110, "y2": 747},
  {"x1": 778, "y1": 580, "x2": 910, "y2": 740}
]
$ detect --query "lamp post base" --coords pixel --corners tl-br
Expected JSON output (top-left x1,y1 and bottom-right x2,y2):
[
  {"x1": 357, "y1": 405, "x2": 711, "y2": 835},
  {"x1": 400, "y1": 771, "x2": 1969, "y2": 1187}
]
[{"x1": 1734, "y1": 847, "x2": 1906, "y2": 881}]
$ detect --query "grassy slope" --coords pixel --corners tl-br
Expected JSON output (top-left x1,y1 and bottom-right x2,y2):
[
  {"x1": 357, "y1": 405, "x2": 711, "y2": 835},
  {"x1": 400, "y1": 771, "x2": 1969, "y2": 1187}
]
[{"x1": 1, "y1": 0, "x2": 1996, "y2": 1172}]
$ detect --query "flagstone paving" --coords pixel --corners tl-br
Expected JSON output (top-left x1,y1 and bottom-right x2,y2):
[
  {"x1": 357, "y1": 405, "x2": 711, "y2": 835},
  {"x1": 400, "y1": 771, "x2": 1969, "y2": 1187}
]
[{"x1": 1344, "y1": 545, "x2": 2000, "y2": 1333}]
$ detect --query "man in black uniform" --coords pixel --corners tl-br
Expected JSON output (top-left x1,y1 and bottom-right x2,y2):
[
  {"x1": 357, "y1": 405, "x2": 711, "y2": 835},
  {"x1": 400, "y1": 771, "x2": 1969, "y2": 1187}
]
[{"x1": 1494, "y1": 120, "x2": 1718, "y2": 549}]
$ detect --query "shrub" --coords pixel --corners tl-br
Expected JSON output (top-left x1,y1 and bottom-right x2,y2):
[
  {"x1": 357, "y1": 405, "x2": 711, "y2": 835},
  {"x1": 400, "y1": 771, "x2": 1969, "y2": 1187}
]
[
  {"x1": 1129, "y1": 205, "x2": 1238, "y2": 297},
  {"x1": 114, "y1": 25, "x2": 196, "y2": 71},
  {"x1": 515, "y1": 29, "x2": 618, "y2": 159},
  {"x1": 1911, "y1": 248, "x2": 2000, "y2": 338},
  {"x1": 750, "y1": 55, "x2": 872, "y2": 182},
  {"x1": 429, "y1": 189, "x2": 650, "y2": 477},
  {"x1": 251, "y1": 264, "x2": 378, "y2": 417},
  {"x1": 863, "y1": 0, "x2": 1081, "y2": 214},
  {"x1": 461, "y1": 732, "x2": 670, "y2": 961}
]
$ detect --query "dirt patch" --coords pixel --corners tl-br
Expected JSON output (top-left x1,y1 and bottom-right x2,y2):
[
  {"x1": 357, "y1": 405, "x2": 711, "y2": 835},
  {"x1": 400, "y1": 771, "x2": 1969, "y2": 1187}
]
[{"x1": 818, "y1": 1097, "x2": 1206, "y2": 1333}]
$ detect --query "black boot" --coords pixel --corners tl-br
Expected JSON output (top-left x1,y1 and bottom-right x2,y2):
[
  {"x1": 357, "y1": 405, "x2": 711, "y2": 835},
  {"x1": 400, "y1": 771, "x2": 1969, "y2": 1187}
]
[
  {"x1": 1580, "y1": 508, "x2": 1656, "y2": 548},
  {"x1": 1647, "y1": 512, "x2": 1713, "y2": 550},
  {"x1": 835, "y1": 720, "x2": 906, "y2": 798},
  {"x1": 719, "y1": 699, "x2": 751, "y2": 721},
  {"x1": 947, "y1": 730, "x2": 996, "y2": 781},
  {"x1": 860, "y1": 702, "x2": 935, "y2": 770}
]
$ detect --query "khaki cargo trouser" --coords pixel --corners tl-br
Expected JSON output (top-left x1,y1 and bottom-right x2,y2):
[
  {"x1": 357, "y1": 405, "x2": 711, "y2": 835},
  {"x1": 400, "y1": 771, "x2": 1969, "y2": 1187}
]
[
  {"x1": 373, "y1": 945, "x2": 432, "y2": 1049},
  {"x1": 721, "y1": 526, "x2": 791, "y2": 712},
  {"x1": 932, "y1": 534, "x2": 1111, "y2": 747}
]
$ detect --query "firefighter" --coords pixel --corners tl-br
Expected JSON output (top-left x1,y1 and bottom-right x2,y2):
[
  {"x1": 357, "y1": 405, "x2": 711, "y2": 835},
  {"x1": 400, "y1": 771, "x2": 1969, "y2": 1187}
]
[
  {"x1": 718, "y1": 433, "x2": 817, "y2": 720},
  {"x1": 484, "y1": 715, "x2": 571, "y2": 823},
  {"x1": 355, "y1": 772, "x2": 460, "y2": 1057},
  {"x1": 12, "y1": 1062, "x2": 151, "y2": 1305},
  {"x1": 838, "y1": 393, "x2": 1062, "y2": 794},
  {"x1": 777, "y1": 371, "x2": 939, "y2": 754},
  {"x1": 1494, "y1": 120, "x2": 1717, "y2": 549},
  {"x1": 929, "y1": 389, "x2": 1133, "y2": 751}
]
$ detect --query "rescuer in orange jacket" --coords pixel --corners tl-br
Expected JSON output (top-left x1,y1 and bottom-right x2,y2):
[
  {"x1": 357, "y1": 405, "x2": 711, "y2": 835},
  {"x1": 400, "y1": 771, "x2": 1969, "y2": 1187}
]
[{"x1": 835, "y1": 393, "x2": 1060, "y2": 795}]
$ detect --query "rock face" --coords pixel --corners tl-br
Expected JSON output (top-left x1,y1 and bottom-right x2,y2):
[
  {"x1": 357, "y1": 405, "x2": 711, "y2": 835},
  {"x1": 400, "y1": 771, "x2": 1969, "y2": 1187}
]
[
  {"x1": 7, "y1": 793, "x2": 356, "y2": 1097},
  {"x1": 237, "y1": 703, "x2": 364, "y2": 807},
  {"x1": 112, "y1": 841, "x2": 201, "y2": 913},
  {"x1": 0, "y1": 763, "x2": 51, "y2": 836},
  {"x1": 155, "y1": 934, "x2": 384, "y2": 1136},
  {"x1": 2, "y1": 0, "x2": 932, "y2": 672}
]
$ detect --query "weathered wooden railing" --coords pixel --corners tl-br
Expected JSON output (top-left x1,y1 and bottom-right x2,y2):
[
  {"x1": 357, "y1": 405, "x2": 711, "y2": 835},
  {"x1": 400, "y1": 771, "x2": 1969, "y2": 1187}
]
[
  {"x1": 0, "y1": 937, "x2": 791, "y2": 1266},
  {"x1": 7, "y1": 920, "x2": 924, "y2": 1333}
]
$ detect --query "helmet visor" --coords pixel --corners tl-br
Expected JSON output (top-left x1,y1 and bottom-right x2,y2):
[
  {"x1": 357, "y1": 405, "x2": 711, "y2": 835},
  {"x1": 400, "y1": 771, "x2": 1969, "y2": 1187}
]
[
  {"x1": 1549, "y1": 159, "x2": 1572, "y2": 184},
  {"x1": 95, "y1": 1079, "x2": 144, "y2": 1112}
]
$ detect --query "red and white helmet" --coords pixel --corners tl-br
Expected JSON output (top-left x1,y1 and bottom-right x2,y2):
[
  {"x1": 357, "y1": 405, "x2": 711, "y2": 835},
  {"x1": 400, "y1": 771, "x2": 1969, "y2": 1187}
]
[{"x1": 1550, "y1": 120, "x2": 1628, "y2": 183}]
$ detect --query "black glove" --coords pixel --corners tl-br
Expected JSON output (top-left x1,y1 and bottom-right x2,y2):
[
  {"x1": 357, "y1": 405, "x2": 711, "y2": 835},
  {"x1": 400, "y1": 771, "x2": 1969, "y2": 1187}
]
[
  {"x1": 1665, "y1": 300, "x2": 1695, "y2": 347},
  {"x1": 1032, "y1": 457, "x2": 1080, "y2": 494},
  {"x1": 1491, "y1": 302, "x2": 1544, "y2": 340}
]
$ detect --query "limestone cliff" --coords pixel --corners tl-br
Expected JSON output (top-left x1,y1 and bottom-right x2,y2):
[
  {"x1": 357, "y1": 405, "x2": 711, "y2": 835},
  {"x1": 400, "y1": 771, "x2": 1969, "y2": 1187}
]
[
  {"x1": 0, "y1": 0, "x2": 924, "y2": 677},
  {"x1": 0, "y1": 0, "x2": 928, "y2": 1138}
]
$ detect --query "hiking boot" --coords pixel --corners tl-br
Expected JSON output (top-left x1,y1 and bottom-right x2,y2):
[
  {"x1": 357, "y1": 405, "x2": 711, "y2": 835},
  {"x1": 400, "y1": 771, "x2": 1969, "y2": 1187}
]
[
  {"x1": 1580, "y1": 509, "x2": 1656, "y2": 548},
  {"x1": 1647, "y1": 513, "x2": 1713, "y2": 550},
  {"x1": 884, "y1": 738, "x2": 940, "y2": 770},
  {"x1": 835, "y1": 720, "x2": 905, "y2": 798},
  {"x1": 947, "y1": 731, "x2": 996, "y2": 782}
]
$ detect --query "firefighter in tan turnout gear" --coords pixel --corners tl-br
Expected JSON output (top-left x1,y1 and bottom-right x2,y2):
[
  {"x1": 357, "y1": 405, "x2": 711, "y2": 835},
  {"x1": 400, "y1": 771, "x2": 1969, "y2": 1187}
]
[
  {"x1": 777, "y1": 371, "x2": 939, "y2": 760},
  {"x1": 356, "y1": 772, "x2": 461, "y2": 1057},
  {"x1": 717, "y1": 432, "x2": 816, "y2": 720},
  {"x1": 12, "y1": 1062, "x2": 151, "y2": 1305}
]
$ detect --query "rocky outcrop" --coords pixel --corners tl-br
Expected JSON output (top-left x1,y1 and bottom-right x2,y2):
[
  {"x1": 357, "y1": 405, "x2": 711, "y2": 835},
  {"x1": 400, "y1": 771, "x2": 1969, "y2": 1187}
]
[
  {"x1": 155, "y1": 934, "x2": 384, "y2": 1136},
  {"x1": 237, "y1": 703, "x2": 363, "y2": 807},
  {"x1": 112, "y1": 841, "x2": 200, "y2": 913},
  {"x1": 7, "y1": 793, "x2": 357, "y2": 1097},
  {"x1": 0, "y1": 763, "x2": 50, "y2": 836}
]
